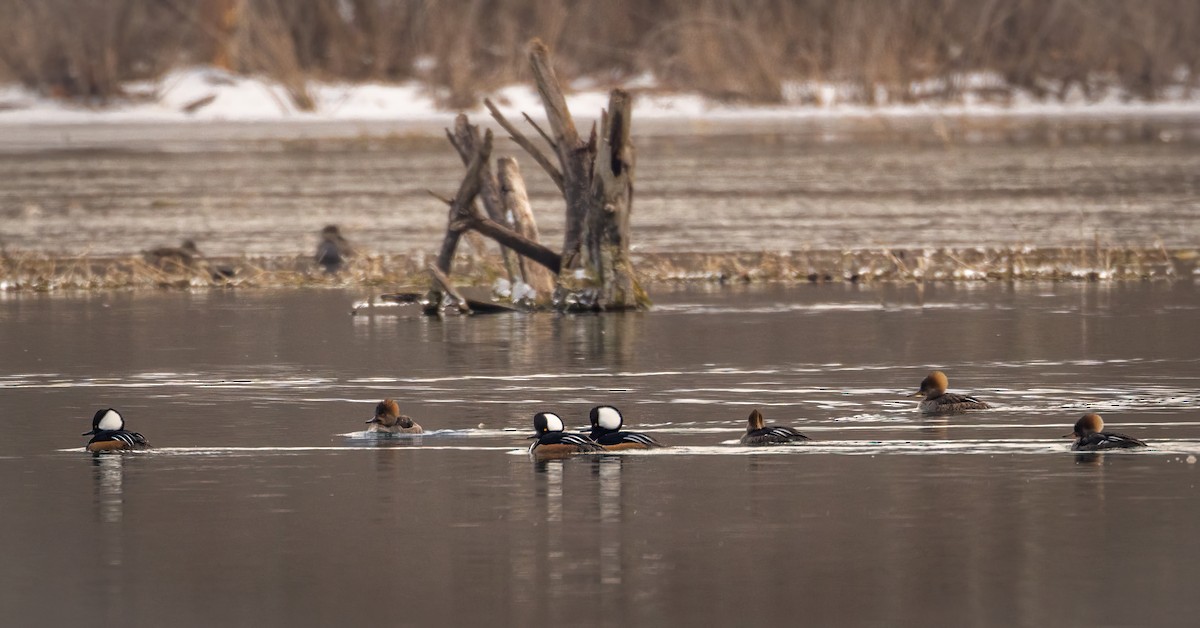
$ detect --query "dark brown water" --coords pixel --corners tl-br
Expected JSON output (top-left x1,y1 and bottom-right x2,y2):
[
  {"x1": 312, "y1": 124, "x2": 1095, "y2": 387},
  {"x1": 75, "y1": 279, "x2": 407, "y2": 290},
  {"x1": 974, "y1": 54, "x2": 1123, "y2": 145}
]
[
  {"x1": 3, "y1": 282, "x2": 1200, "y2": 626},
  {"x1": 2, "y1": 115, "x2": 1200, "y2": 257}
]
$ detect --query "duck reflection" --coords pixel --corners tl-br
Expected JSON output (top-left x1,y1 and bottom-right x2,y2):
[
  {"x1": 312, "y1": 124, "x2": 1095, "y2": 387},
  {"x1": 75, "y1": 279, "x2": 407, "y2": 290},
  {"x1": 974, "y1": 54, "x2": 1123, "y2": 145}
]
[
  {"x1": 91, "y1": 454, "x2": 125, "y2": 525},
  {"x1": 91, "y1": 454, "x2": 127, "y2": 580},
  {"x1": 594, "y1": 456, "x2": 623, "y2": 587}
]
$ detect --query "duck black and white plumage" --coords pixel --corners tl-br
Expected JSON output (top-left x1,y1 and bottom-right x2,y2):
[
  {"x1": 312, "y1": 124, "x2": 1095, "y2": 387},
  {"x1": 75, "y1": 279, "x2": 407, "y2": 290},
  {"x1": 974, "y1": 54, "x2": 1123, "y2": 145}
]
[
  {"x1": 82, "y1": 408, "x2": 149, "y2": 453},
  {"x1": 529, "y1": 412, "x2": 604, "y2": 458},
  {"x1": 910, "y1": 370, "x2": 989, "y2": 414},
  {"x1": 1067, "y1": 413, "x2": 1146, "y2": 451},
  {"x1": 587, "y1": 405, "x2": 663, "y2": 450},
  {"x1": 739, "y1": 409, "x2": 810, "y2": 446}
]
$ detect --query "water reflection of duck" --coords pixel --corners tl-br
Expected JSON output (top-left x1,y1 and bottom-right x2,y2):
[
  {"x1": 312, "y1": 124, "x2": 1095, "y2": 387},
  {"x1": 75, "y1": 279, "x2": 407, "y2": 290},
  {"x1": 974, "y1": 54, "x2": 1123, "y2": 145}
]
[
  {"x1": 910, "y1": 370, "x2": 990, "y2": 414},
  {"x1": 365, "y1": 399, "x2": 423, "y2": 434},
  {"x1": 587, "y1": 405, "x2": 663, "y2": 450},
  {"x1": 315, "y1": 225, "x2": 354, "y2": 272},
  {"x1": 1066, "y1": 413, "x2": 1146, "y2": 451},
  {"x1": 82, "y1": 408, "x2": 149, "y2": 453},
  {"x1": 529, "y1": 412, "x2": 603, "y2": 459},
  {"x1": 740, "y1": 409, "x2": 810, "y2": 446}
]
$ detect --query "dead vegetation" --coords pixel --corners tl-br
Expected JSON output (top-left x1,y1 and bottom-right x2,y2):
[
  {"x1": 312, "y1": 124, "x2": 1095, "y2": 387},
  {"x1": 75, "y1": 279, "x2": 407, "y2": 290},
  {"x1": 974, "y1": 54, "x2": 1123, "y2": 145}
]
[
  {"x1": 1, "y1": 0, "x2": 1197, "y2": 105},
  {"x1": 2, "y1": 247, "x2": 1193, "y2": 293}
]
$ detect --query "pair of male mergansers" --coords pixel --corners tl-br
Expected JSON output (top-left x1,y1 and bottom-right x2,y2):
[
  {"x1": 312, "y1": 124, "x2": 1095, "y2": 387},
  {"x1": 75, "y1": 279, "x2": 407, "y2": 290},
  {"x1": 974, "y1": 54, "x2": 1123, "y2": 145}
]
[{"x1": 528, "y1": 406, "x2": 663, "y2": 458}]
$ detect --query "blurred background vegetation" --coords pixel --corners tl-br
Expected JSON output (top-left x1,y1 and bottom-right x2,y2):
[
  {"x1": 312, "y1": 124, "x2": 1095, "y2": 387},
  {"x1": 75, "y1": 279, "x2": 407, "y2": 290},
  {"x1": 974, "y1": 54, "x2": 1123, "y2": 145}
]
[{"x1": 0, "y1": 0, "x2": 1197, "y2": 109}]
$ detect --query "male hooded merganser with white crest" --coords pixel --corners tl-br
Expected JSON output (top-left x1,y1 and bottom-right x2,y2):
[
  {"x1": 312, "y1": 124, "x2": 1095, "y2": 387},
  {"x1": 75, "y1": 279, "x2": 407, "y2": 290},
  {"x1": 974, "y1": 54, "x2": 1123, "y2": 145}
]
[
  {"x1": 529, "y1": 412, "x2": 604, "y2": 458},
  {"x1": 740, "y1": 409, "x2": 810, "y2": 446},
  {"x1": 910, "y1": 370, "x2": 989, "y2": 414},
  {"x1": 82, "y1": 408, "x2": 148, "y2": 453},
  {"x1": 1066, "y1": 413, "x2": 1146, "y2": 451},
  {"x1": 588, "y1": 405, "x2": 662, "y2": 450},
  {"x1": 365, "y1": 399, "x2": 423, "y2": 434}
]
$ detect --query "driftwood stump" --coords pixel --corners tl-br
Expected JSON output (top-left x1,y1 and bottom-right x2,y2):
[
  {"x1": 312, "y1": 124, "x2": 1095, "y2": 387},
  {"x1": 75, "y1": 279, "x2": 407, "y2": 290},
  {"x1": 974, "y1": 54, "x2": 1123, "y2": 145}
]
[{"x1": 429, "y1": 38, "x2": 648, "y2": 313}]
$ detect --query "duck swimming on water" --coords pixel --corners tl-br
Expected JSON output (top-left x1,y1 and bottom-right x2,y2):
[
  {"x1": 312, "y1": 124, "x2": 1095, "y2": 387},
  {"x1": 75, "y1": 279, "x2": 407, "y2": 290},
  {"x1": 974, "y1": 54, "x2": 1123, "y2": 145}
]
[
  {"x1": 739, "y1": 409, "x2": 810, "y2": 446},
  {"x1": 82, "y1": 408, "x2": 149, "y2": 453},
  {"x1": 365, "y1": 399, "x2": 423, "y2": 434},
  {"x1": 1066, "y1": 413, "x2": 1146, "y2": 451},
  {"x1": 528, "y1": 412, "x2": 604, "y2": 458},
  {"x1": 587, "y1": 405, "x2": 663, "y2": 450},
  {"x1": 910, "y1": 370, "x2": 989, "y2": 414}
]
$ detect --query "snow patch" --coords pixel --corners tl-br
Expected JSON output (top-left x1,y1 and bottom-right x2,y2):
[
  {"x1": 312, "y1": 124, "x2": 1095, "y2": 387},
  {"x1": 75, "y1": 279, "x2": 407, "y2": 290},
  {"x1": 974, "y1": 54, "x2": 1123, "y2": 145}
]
[{"x1": 3, "y1": 66, "x2": 1200, "y2": 128}]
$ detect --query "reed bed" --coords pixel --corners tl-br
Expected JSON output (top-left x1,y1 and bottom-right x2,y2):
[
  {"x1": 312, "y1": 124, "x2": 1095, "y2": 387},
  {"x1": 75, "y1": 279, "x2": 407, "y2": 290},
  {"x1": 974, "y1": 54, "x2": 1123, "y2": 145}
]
[{"x1": 2, "y1": 247, "x2": 1194, "y2": 293}]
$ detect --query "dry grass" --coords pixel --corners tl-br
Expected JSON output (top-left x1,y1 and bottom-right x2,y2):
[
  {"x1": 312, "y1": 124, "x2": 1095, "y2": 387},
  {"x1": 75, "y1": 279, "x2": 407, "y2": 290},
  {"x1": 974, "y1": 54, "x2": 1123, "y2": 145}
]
[
  {"x1": 0, "y1": 0, "x2": 1196, "y2": 104},
  {"x1": 2, "y1": 247, "x2": 1194, "y2": 293}
]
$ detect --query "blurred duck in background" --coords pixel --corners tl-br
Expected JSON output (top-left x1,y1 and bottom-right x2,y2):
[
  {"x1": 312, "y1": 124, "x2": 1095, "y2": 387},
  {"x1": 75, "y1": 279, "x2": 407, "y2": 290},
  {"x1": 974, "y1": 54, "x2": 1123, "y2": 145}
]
[
  {"x1": 143, "y1": 239, "x2": 235, "y2": 279},
  {"x1": 144, "y1": 239, "x2": 201, "y2": 270},
  {"x1": 315, "y1": 225, "x2": 354, "y2": 273}
]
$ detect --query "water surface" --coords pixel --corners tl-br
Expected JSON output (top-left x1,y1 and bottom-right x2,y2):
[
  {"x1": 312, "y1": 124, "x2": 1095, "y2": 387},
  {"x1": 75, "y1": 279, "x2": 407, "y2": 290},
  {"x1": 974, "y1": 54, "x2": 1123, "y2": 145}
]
[
  {"x1": 3, "y1": 115, "x2": 1199, "y2": 257},
  {"x1": 2, "y1": 282, "x2": 1199, "y2": 625}
]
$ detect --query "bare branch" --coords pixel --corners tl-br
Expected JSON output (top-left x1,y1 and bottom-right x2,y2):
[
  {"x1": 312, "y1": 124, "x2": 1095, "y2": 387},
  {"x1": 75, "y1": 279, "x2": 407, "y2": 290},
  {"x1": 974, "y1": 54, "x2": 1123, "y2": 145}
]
[
  {"x1": 426, "y1": 189, "x2": 453, "y2": 204},
  {"x1": 522, "y1": 112, "x2": 556, "y2": 150},
  {"x1": 465, "y1": 215, "x2": 563, "y2": 276},
  {"x1": 528, "y1": 38, "x2": 581, "y2": 149},
  {"x1": 484, "y1": 98, "x2": 565, "y2": 194},
  {"x1": 435, "y1": 130, "x2": 493, "y2": 274}
]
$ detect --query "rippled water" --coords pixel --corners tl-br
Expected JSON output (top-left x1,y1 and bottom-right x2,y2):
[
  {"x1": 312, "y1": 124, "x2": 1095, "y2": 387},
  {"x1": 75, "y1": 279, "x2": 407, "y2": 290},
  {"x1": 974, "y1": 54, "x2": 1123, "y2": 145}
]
[
  {"x1": 2, "y1": 282, "x2": 1199, "y2": 625},
  {"x1": 3, "y1": 115, "x2": 1199, "y2": 257}
]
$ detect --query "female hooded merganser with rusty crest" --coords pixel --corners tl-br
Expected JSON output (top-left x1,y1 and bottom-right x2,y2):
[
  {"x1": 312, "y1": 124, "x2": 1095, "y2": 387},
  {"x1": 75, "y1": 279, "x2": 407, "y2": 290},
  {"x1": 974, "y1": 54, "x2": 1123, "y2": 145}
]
[
  {"x1": 588, "y1": 405, "x2": 662, "y2": 450},
  {"x1": 365, "y1": 399, "x2": 423, "y2": 434},
  {"x1": 1066, "y1": 413, "x2": 1146, "y2": 451},
  {"x1": 910, "y1": 370, "x2": 989, "y2": 414},
  {"x1": 740, "y1": 409, "x2": 810, "y2": 446},
  {"x1": 529, "y1": 412, "x2": 604, "y2": 458},
  {"x1": 82, "y1": 409, "x2": 148, "y2": 453}
]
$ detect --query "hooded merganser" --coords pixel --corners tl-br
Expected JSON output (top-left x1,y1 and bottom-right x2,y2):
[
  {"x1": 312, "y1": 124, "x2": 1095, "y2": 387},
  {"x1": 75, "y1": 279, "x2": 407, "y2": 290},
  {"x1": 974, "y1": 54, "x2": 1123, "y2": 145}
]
[
  {"x1": 529, "y1": 412, "x2": 604, "y2": 458},
  {"x1": 365, "y1": 399, "x2": 423, "y2": 434},
  {"x1": 315, "y1": 225, "x2": 354, "y2": 273},
  {"x1": 587, "y1": 405, "x2": 663, "y2": 450},
  {"x1": 1066, "y1": 413, "x2": 1147, "y2": 451},
  {"x1": 144, "y1": 239, "x2": 201, "y2": 270},
  {"x1": 739, "y1": 409, "x2": 810, "y2": 446},
  {"x1": 82, "y1": 408, "x2": 148, "y2": 453},
  {"x1": 909, "y1": 370, "x2": 989, "y2": 414},
  {"x1": 143, "y1": 239, "x2": 236, "y2": 279}
]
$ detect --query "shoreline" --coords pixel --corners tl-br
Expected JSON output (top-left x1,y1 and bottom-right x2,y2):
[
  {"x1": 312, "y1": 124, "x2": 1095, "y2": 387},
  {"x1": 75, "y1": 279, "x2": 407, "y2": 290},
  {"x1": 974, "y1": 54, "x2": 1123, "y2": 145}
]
[{"x1": 2, "y1": 247, "x2": 1193, "y2": 294}]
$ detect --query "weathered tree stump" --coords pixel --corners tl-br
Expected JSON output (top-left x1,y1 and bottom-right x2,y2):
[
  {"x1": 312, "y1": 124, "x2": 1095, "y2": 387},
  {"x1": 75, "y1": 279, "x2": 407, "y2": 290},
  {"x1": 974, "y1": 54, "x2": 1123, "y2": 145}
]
[{"x1": 429, "y1": 38, "x2": 648, "y2": 313}]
